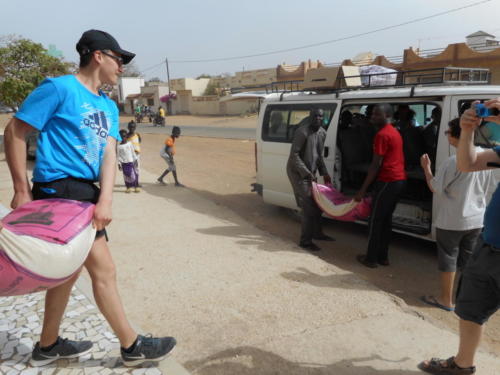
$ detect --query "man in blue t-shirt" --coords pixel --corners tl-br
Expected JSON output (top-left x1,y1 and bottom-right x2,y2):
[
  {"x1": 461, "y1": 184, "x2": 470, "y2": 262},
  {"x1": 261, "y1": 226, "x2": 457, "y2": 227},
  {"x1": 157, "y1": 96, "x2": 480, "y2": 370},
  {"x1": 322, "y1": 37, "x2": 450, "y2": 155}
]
[
  {"x1": 419, "y1": 99, "x2": 500, "y2": 375},
  {"x1": 4, "y1": 30, "x2": 176, "y2": 367}
]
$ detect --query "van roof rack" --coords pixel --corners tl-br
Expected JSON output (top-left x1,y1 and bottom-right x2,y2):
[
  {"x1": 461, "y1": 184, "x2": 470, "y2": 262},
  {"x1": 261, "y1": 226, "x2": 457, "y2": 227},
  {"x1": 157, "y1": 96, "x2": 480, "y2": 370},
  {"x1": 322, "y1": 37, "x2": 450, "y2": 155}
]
[{"x1": 229, "y1": 67, "x2": 491, "y2": 96}]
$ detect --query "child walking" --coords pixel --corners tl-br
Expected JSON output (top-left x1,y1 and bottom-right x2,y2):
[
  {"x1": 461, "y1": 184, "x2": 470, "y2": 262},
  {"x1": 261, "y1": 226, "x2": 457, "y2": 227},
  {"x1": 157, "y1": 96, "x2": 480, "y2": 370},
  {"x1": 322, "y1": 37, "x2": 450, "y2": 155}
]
[
  {"x1": 157, "y1": 126, "x2": 184, "y2": 187},
  {"x1": 118, "y1": 129, "x2": 140, "y2": 193}
]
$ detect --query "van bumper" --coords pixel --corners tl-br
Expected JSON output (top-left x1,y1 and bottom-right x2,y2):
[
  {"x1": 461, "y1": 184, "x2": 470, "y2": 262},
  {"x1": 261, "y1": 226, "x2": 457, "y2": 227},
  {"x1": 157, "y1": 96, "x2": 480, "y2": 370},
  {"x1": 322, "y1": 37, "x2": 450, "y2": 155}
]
[{"x1": 251, "y1": 183, "x2": 263, "y2": 196}]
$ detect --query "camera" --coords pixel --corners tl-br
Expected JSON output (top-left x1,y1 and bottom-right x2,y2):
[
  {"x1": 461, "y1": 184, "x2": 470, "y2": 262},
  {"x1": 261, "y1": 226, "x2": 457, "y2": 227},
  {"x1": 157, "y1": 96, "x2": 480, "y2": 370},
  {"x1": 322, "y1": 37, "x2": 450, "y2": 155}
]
[{"x1": 475, "y1": 103, "x2": 500, "y2": 118}]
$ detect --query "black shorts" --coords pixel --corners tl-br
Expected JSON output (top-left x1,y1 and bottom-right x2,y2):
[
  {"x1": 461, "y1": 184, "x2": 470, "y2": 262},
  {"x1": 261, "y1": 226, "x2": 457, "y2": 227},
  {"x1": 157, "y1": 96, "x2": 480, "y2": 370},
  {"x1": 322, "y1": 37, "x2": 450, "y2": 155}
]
[
  {"x1": 455, "y1": 239, "x2": 500, "y2": 325},
  {"x1": 32, "y1": 177, "x2": 107, "y2": 240}
]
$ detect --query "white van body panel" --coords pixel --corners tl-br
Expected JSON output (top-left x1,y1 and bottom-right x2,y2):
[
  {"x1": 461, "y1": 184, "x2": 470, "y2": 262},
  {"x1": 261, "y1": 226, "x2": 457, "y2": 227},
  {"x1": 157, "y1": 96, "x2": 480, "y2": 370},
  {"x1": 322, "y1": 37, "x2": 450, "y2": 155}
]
[{"x1": 256, "y1": 85, "x2": 500, "y2": 241}]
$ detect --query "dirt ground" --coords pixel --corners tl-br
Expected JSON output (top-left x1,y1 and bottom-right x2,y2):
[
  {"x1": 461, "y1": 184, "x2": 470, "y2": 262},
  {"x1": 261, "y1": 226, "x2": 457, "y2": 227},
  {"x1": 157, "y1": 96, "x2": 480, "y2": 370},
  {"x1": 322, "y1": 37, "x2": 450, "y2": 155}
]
[
  {"x1": 136, "y1": 128, "x2": 500, "y2": 356},
  {"x1": 2, "y1": 112, "x2": 499, "y2": 354}
]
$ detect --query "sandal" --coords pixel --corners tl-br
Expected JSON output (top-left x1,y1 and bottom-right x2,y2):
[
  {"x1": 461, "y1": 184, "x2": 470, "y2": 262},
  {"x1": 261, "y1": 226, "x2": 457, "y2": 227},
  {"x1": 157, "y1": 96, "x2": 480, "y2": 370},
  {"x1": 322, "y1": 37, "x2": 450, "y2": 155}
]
[
  {"x1": 420, "y1": 295, "x2": 454, "y2": 312},
  {"x1": 418, "y1": 356, "x2": 475, "y2": 374}
]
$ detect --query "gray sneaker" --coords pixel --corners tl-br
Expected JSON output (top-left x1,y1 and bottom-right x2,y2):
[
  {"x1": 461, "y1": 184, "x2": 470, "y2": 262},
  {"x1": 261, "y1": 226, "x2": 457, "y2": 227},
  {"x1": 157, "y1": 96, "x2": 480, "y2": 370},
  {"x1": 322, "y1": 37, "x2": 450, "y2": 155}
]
[
  {"x1": 121, "y1": 334, "x2": 176, "y2": 367},
  {"x1": 30, "y1": 337, "x2": 93, "y2": 366}
]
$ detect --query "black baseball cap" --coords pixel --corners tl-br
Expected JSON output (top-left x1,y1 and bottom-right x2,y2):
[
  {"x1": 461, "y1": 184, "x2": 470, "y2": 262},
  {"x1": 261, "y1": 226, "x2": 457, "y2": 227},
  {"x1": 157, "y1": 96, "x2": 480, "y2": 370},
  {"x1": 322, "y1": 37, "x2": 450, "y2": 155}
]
[{"x1": 76, "y1": 29, "x2": 135, "y2": 65}]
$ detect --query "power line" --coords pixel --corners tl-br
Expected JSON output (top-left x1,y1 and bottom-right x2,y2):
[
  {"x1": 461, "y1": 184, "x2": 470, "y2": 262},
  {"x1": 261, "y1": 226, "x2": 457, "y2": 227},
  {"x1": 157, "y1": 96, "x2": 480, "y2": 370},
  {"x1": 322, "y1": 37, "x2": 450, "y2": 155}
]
[{"x1": 139, "y1": 0, "x2": 492, "y2": 73}]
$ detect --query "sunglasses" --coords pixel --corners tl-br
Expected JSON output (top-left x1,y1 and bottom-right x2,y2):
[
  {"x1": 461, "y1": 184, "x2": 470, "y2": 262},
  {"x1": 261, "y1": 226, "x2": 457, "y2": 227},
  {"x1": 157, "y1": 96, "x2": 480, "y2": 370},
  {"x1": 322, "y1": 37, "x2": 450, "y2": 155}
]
[
  {"x1": 444, "y1": 130, "x2": 451, "y2": 135},
  {"x1": 101, "y1": 50, "x2": 123, "y2": 66}
]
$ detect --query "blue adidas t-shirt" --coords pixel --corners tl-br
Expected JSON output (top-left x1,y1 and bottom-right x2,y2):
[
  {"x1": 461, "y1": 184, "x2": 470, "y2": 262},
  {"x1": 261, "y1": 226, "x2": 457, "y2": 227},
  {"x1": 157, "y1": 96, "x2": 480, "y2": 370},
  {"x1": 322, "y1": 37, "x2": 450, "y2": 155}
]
[
  {"x1": 482, "y1": 145, "x2": 500, "y2": 248},
  {"x1": 15, "y1": 75, "x2": 120, "y2": 182}
]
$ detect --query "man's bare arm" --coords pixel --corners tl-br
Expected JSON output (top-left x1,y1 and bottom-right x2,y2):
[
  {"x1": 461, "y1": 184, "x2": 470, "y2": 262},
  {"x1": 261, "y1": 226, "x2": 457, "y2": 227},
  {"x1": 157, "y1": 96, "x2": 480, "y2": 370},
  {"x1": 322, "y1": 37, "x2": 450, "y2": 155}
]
[
  {"x1": 94, "y1": 137, "x2": 117, "y2": 230},
  {"x1": 458, "y1": 105, "x2": 500, "y2": 172},
  {"x1": 4, "y1": 118, "x2": 36, "y2": 208}
]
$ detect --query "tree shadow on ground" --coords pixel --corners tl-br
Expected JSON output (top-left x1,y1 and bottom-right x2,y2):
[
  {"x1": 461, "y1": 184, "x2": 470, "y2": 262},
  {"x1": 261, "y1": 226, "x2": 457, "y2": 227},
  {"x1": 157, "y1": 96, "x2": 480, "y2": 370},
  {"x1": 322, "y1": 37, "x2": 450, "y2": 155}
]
[{"x1": 184, "y1": 346, "x2": 422, "y2": 375}]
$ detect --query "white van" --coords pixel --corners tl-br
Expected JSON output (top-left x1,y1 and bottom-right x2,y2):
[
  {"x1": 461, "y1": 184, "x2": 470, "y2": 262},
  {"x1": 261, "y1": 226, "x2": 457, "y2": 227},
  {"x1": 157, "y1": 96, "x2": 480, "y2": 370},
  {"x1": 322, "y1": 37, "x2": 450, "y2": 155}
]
[{"x1": 254, "y1": 81, "x2": 500, "y2": 240}]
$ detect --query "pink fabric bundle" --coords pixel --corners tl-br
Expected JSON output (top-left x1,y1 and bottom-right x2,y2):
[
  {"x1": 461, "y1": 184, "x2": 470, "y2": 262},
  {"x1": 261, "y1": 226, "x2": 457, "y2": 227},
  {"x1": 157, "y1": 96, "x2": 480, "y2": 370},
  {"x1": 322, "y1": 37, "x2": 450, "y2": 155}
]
[
  {"x1": 0, "y1": 199, "x2": 95, "y2": 296},
  {"x1": 312, "y1": 182, "x2": 372, "y2": 222}
]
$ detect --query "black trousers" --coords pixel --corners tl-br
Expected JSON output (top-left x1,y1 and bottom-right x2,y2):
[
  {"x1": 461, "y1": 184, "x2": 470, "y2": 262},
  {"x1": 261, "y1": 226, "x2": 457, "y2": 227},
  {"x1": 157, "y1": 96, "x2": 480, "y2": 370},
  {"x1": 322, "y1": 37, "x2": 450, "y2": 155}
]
[
  {"x1": 294, "y1": 180, "x2": 324, "y2": 245},
  {"x1": 365, "y1": 180, "x2": 406, "y2": 263}
]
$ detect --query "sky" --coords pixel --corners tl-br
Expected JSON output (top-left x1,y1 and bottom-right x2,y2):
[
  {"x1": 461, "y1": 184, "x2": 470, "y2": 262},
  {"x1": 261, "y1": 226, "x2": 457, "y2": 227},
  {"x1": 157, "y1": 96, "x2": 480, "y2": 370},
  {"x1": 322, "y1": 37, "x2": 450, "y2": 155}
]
[{"x1": 2, "y1": 0, "x2": 500, "y2": 81}]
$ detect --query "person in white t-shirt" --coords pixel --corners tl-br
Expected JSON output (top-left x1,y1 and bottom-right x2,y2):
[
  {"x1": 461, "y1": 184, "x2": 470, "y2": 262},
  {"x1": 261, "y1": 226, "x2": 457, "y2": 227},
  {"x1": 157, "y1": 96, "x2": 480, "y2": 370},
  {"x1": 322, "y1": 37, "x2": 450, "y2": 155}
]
[
  {"x1": 420, "y1": 118, "x2": 496, "y2": 311},
  {"x1": 117, "y1": 129, "x2": 139, "y2": 193}
]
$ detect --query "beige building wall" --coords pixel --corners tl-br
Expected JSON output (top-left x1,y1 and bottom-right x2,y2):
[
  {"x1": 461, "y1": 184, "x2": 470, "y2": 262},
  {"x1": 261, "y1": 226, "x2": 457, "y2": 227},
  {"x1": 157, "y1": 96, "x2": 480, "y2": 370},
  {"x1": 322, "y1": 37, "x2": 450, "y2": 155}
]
[
  {"x1": 190, "y1": 96, "x2": 219, "y2": 115},
  {"x1": 221, "y1": 99, "x2": 259, "y2": 115},
  {"x1": 170, "y1": 78, "x2": 210, "y2": 96},
  {"x1": 170, "y1": 90, "x2": 192, "y2": 115}
]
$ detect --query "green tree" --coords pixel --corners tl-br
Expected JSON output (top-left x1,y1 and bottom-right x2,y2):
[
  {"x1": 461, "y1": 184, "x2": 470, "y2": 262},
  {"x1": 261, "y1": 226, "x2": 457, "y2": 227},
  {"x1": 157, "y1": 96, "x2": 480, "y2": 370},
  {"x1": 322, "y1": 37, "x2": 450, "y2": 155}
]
[
  {"x1": 203, "y1": 80, "x2": 220, "y2": 96},
  {"x1": 147, "y1": 77, "x2": 162, "y2": 83},
  {"x1": 0, "y1": 37, "x2": 73, "y2": 110},
  {"x1": 122, "y1": 61, "x2": 141, "y2": 77},
  {"x1": 196, "y1": 73, "x2": 211, "y2": 79}
]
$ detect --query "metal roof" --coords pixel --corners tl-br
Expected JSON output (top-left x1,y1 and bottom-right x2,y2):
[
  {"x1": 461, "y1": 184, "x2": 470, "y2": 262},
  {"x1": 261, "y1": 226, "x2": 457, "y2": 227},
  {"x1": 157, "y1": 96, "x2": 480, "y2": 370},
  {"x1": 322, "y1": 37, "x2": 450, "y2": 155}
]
[{"x1": 466, "y1": 30, "x2": 496, "y2": 38}]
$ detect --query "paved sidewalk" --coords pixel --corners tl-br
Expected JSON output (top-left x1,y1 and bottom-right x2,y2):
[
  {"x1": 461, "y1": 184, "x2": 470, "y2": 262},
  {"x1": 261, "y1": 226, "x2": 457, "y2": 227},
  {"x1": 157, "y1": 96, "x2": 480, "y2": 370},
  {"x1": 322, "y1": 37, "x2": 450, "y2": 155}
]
[{"x1": 0, "y1": 270, "x2": 189, "y2": 375}]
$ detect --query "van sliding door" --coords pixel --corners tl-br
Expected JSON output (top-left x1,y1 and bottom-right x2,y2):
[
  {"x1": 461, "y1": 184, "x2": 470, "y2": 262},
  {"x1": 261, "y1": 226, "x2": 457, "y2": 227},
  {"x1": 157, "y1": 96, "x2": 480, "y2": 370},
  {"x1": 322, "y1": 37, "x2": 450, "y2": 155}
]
[{"x1": 260, "y1": 102, "x2": 340, "y2": 209}]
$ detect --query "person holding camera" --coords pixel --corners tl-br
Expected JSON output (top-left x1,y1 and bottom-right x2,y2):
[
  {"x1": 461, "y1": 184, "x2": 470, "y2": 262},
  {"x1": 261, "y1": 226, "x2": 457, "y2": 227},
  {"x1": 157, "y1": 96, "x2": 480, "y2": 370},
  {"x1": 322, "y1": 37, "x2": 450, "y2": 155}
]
[
  {"x1": 420, "y1": 118, "x2": 495, "y2": 312},
  {"x1": 419, "y1": 99, "x2": 500, "y2": 375}
]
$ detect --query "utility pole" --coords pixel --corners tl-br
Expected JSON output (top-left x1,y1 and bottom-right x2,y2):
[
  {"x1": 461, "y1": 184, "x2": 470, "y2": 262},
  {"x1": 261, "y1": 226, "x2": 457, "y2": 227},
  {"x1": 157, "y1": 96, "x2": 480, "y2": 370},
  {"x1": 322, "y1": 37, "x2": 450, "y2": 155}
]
[{"x1": 165, "y1": 57, "x2": 171, "y2": 95}]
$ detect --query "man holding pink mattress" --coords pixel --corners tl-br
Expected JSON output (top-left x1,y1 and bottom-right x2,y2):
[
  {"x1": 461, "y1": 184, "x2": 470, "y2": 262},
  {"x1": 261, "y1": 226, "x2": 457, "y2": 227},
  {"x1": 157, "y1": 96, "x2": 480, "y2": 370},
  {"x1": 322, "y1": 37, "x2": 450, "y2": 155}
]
[
  {"x1": 4, "y1": 29, "x2": 175, "y2": 367},
  {"x1": 287, "y1": 108, "x2": 334, "y2": 252}
]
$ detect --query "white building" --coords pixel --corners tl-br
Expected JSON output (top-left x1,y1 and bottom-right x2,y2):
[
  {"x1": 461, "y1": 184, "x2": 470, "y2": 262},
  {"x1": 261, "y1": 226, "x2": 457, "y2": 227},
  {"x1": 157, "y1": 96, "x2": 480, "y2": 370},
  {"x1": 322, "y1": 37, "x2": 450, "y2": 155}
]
[
  {"x1": 117, "y1": 77, "x2": 144, "y2": 114},
  {"x1": 466, "y1": 31, "x2": 499, "y2": 51}
]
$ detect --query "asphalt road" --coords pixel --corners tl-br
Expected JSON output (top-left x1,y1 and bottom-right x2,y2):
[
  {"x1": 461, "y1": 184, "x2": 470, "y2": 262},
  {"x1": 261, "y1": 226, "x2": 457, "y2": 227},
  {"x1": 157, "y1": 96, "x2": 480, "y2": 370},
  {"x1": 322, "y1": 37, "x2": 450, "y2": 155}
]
[{"x1": 124, "y1": 122, "x2": 256, "y2": 140}]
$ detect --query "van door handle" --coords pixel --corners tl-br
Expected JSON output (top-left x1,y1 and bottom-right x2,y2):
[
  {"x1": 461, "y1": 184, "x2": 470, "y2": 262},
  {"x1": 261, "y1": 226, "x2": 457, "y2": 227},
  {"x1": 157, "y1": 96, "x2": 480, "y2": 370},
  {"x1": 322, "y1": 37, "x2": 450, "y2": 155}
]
[{"x1": 324, "y1": 146, "x2": 329, "y2": 158}]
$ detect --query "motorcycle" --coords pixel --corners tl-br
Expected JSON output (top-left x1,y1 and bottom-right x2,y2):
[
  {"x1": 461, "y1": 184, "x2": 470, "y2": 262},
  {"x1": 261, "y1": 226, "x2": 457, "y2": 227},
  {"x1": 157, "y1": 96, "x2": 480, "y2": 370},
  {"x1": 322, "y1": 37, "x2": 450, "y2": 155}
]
[
  {"x1": 134, "y1": 112, "x2": 144, "y2": 123},
  {"x1": 153, "y1": 112, "x2": 165, "y2": 127}
]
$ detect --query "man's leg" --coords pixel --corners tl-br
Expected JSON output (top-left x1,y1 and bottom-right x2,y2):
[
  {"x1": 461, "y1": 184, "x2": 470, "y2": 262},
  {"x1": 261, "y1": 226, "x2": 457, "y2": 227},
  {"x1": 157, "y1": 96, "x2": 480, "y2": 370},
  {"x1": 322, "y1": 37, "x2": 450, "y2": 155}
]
[
  {"x1": 439, "y1": 271, "x2": 456, "y2": 308},
  {"x1": 377, "y1": 181, "x2": 405, "y2": 264},
  {"x1": 454, "y1": 319, "x2": 484, "y2": 368},
  {"x1": 300, "y1": 212, "x2": 315, "y2": 245},
  {"x1": 418, "y1": 319, "x2": 481, "y2": 372},
  {"x1": 39, "y1": 271, "x2": 81, "y2": 346},
  {"x1": 84, "y1": 236, "x2": 137, "y2": 348},
  {"x1": 365, "y1": 182, "x2": 388, "y2": 264}
]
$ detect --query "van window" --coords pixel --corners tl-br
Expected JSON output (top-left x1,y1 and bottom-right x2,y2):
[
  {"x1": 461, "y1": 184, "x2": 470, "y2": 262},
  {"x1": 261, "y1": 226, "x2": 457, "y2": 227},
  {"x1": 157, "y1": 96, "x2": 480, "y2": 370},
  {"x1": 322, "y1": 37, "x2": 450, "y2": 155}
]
[{"x1": 262, "y1": 104, "x2": 337, "y2": 143}]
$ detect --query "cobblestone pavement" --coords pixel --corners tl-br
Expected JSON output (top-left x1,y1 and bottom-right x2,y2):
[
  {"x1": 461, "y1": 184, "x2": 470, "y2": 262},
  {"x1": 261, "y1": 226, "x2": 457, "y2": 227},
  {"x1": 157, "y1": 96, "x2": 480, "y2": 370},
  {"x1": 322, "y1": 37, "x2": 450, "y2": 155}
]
[{"x1": 0, "y1": 288, "x2": 163, "y2": 375}]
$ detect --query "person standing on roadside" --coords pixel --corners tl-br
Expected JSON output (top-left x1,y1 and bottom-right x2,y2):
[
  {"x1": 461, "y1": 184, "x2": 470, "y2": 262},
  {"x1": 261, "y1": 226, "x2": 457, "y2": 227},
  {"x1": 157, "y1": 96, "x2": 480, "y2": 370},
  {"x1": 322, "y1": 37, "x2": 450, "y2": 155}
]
[
  {"x1": 3, "y1": 29, "x2": 176, "y2": 367},
  {"x1": 355, "y1": 103, "x2": 406, "y2": 268},
  {"x1": 287, "y1": 108, "x2": 334, "y2": 252},
  {"x1": 118, "y1": 129, "x2": 140, "y2": 193},
  {"x1": 420, "y1": 118, "x2": 495, "y2": 312},
  {"x1": 419, "y1": 99, "x2": 500, "y2": 375},
  {"x1": 127, "y1": 120, "x2": 141, "y2": 187}
]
